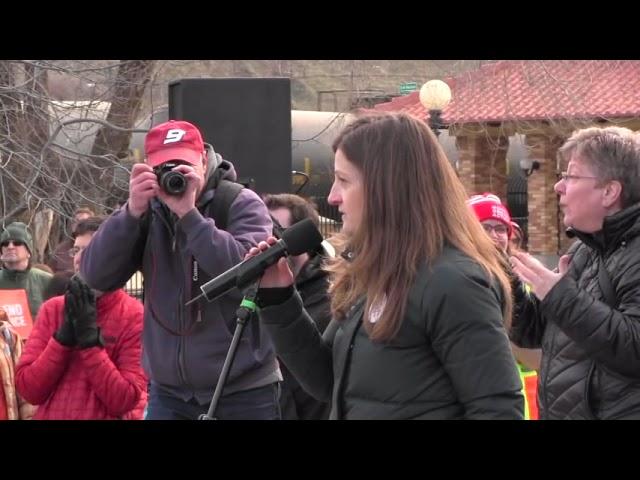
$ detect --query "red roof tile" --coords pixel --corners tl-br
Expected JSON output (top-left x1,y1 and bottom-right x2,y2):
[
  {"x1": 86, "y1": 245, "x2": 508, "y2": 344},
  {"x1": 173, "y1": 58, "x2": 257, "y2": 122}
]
[{"x1": 374, "y1": 61, "x2": 640, "y2": 124}]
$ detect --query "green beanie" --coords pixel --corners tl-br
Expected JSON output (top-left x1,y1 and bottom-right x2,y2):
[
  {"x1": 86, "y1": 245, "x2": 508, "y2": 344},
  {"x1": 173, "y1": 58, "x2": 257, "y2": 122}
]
[{"x1": 0, "y1": 222, "x2": 33, "y2": 255}]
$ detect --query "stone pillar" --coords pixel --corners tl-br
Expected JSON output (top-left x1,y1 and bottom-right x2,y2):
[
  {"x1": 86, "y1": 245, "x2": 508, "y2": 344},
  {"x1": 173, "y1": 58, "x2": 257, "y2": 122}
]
[
  {"x1": 524, "y1": 134, "x2": 565, "y2": 256},
  {"x1": 456, "y1": 134, "x2": 509, "y2": 202}
]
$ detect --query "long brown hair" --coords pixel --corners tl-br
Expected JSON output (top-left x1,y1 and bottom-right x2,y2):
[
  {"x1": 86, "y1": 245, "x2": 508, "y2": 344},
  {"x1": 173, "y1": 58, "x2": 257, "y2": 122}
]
[{"x1": 327, "y1": 112, "x2": 512, "y2": 342}]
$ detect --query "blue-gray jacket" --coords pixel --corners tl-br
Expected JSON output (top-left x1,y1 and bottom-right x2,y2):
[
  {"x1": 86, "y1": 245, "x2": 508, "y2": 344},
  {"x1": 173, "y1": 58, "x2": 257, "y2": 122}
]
[{"x1": 80, "y1": 161, "x2": 280, "y2": 404}]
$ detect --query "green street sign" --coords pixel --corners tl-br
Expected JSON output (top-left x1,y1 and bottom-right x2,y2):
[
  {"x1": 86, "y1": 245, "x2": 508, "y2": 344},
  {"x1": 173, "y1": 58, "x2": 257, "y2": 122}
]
[{"x1": 399, "y1": 82, "x2": 418, "y2": 95}]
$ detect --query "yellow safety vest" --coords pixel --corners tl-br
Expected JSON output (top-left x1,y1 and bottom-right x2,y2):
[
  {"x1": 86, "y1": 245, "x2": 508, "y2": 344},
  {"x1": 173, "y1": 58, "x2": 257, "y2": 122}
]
[{"x1": 518, "y1": 363, "x2": 538, "y2": 420}]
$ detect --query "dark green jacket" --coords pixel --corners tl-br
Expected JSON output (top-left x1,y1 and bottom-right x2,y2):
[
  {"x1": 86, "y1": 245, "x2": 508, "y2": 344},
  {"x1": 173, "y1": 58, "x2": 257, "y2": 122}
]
[
  {"x1": 279, "y1": 252, "x2": 331, "y2": 420},
  {"x1": 260, "y1": 246, "x2": 524, "y2": 420},
  {"x1": 0, "y1": 267, "x2": 53, "y2": 320}
]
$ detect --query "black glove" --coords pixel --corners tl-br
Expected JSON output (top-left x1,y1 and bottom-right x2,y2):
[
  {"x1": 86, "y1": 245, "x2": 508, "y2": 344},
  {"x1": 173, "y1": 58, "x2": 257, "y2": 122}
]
[
  {"x1": 54, "y1": 308, "x2": 76, "y2": 347},
  {"x1": 66, "y1": 276, "x2": 103, "y2": 349}
]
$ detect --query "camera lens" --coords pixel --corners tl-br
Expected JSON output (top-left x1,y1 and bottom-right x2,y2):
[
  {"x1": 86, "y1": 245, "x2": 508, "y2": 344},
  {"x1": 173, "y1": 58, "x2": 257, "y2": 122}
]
[{"x1": 161, "y1": 171, "x2": 186, "y2": 195}]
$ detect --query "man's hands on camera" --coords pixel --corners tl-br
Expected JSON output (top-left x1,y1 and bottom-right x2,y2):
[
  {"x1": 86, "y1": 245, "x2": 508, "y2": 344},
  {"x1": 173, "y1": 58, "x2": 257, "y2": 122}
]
[
  {"x1": 156, "y1": 163, "x2": 202, "y2": 218},
  {"x1": 54, "y1": 276, "x2": 103, "y2": 349},
  {"x1": 129, "y1": 160, "x2": 202, "y2": 219},
  {"x1": 129, "y1": 163, "x2": 159, "y2": 218}
]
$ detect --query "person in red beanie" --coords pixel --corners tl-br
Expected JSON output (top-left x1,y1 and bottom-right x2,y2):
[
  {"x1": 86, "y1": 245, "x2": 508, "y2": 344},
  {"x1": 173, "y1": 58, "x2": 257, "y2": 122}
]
[
  {"x1": 467, "y1": 193, "x2": 540, "y2": 420},
  {"x1": 467, "y1": 193, "x2": 513, "y2": 252}
]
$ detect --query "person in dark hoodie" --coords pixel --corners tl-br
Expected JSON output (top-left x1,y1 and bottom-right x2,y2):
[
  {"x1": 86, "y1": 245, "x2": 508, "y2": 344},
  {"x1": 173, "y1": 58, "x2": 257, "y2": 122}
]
[
  {"x1": 264, "y1": 193, "x2": 332, "y2": 420},
  {"x1": 80, "y1": 120, "x2": 280, "y2": 420}
]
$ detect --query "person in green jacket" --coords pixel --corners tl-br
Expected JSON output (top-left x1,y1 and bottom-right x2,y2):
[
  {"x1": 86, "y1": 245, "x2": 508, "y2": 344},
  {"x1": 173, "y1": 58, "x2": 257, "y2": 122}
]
[
  {"x1": 249, "y1": 112, "x2": 524, "y2": 419},
  {"x1": 0, "y1": 222, "x2": 52, "y2": 320}
]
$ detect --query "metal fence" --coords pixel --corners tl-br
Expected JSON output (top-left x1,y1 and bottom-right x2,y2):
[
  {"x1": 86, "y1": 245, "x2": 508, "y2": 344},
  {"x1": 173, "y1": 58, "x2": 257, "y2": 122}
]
[
  {"x1": 314, "y1": 197, "x2": 342, "y2": 238},
  {"x1": 124, "y1": 271, "x2": 144, "y2": 302},
  {"x1": 507, "y1": 175, "x2": 529, "y2": 250}
]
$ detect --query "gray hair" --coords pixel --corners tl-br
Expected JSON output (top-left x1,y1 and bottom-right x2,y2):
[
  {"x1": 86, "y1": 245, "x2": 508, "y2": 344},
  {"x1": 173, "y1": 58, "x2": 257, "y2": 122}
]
[{"x1": 558, "y1": 126, "x2": 640, "y2": 208}]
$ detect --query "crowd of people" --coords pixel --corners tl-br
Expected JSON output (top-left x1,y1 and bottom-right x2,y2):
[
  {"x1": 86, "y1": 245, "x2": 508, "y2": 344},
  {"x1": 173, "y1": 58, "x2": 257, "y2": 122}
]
[{"x1": 1, "y1": 113, "x2": 639, "y2": 420}]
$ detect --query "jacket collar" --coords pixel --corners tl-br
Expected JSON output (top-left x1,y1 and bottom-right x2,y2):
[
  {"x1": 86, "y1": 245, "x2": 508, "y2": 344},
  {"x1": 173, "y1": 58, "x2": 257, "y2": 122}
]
[
  {"x1": 569, "y1": 203, "x2": 640, "y2": 254},
  {"x1": 197, "y1": 160, "x2": 238, "y2": 209},
  {"x1": 1, "y1": 267, "x2": 31, "y2": 281}
]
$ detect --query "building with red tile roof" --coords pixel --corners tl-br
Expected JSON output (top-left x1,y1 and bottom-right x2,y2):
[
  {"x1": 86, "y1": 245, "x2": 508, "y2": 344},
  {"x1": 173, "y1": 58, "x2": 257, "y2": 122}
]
[
  {"x1": 374, "y1": 60, "x2": 640, "y2": 257},
  {"x1": 375, "y1": 60, "x2": 640, "y2": 125}
]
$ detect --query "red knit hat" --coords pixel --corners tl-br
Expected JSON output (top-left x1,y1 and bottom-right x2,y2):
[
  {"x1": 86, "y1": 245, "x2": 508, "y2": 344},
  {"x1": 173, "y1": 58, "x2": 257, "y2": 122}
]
[{"x1": 467, "y1": 193, "x2": 513, "y2": 237}]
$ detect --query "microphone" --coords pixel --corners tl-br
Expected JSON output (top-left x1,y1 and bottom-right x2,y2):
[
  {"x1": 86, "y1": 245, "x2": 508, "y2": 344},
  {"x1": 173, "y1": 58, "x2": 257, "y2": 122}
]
[{"x1": 185, "y1": 218, "x2": 323, "y2": 306}]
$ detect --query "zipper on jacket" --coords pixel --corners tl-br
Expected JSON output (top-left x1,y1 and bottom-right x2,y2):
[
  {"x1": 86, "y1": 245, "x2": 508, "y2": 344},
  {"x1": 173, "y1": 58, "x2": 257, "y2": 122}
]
[
  {"x1": 584, "y1": 362, "x2": 597, "y2": 419},
  {"x1": 179, "y1": 261, "x2": 196, "y2": 389},
  {"x1": 540, "y1": 328, "x2": 553, "y2": 417},
  {"x1": 174, "y1": 279, "x2": 185, "y2": 381},
  {"x1": 148, "y1": 203, "x2": 192, "y2": 389},
  {"x1": 172, "y1": 231, "x2": 191, "y2": 389}
]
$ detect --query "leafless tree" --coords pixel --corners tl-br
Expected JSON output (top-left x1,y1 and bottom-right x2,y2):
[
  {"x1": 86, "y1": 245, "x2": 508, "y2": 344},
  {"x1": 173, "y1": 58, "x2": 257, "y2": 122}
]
[{"x1": 0, "y1": 60, "x2": 156, "y2": 262}]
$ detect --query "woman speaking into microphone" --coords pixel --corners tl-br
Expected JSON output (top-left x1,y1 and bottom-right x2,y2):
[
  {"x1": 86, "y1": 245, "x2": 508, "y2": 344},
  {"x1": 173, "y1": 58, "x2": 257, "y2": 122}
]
[{"x1": 248, "y1": 112, "x2": 524, "y2": 420}]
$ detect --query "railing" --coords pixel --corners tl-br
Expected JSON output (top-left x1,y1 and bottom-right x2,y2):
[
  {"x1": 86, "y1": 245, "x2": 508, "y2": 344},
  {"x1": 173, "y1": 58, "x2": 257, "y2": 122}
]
[
  {"x1": 314, "y1": 197, "x2": 342, "y2": 238},
  {"x1": 124, "y1": 271, "x2": 144, "y2": 302},
  {"x1": 507, "y1": 176, "x2": 529, "y2": 250}
]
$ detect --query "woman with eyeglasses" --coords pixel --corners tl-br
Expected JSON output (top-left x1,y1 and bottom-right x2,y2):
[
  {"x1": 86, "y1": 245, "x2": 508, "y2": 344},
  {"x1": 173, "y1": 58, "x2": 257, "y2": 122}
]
[{"x1": 511, "y1": 126, "x2": 640, "y2": 419}]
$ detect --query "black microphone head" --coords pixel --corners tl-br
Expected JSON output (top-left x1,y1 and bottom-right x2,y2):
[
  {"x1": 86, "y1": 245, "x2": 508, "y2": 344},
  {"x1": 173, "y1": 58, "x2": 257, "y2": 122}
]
[{"x1": 282, "y1": 218, "x2": 323, "y2": 256}]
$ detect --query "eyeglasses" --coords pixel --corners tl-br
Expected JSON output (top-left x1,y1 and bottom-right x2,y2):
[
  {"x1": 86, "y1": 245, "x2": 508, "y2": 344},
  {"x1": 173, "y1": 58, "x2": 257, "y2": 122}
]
[
  {"x1": 68, "y1": 246, "x2": 85, "y2": 258},
  {"x1": 482, "y1": 223, "x2": 509, "y2": 235},
  {"x1": 559, "y1": 171, "x2": 599, "y2": 182},
  {"x1": 0, "y1": 240, "x2": 25, "y2": 248}
]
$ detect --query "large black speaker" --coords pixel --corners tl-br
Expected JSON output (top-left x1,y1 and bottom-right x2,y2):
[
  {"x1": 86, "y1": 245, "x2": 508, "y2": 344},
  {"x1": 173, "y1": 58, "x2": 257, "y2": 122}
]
[{"x1": 168, "y1": 78, "x2": 291, "y2": 194}]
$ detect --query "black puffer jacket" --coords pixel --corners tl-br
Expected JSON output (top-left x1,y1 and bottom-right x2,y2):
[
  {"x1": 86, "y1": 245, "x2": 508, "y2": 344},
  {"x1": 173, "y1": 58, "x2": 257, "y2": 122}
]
[
  {"x1": 260, "y1": 246, "x2": 523, "y2": 420},
  {"x1": 511, "y1": 203, "x2": 640, "y2": 419}
]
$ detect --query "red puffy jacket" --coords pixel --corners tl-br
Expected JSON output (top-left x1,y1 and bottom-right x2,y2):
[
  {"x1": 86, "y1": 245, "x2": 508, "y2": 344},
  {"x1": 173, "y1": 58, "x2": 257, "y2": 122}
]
[{"x1": 15, "y1": 289, "x2": 147, "y2": 420}]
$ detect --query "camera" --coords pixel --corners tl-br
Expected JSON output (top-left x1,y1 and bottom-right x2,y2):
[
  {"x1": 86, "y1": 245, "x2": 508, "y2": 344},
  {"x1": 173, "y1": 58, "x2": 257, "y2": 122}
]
[{"x1": 154, "y1": 162, "x2": 187, "y2": 195}]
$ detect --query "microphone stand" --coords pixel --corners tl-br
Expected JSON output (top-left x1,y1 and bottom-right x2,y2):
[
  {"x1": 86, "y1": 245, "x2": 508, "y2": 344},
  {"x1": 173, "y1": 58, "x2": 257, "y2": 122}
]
[{"x1": 199, "y1": 281, "x2": 260, "y2": 420}]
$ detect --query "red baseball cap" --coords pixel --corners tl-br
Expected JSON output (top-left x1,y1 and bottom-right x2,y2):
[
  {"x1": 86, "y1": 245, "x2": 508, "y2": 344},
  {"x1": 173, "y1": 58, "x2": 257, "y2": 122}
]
[{"x1": 144, "y1": 120, "x2": 205, "y2": 167}]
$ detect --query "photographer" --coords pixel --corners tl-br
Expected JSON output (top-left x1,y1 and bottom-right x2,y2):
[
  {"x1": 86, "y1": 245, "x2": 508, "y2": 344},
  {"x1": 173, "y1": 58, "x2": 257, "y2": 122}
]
[{"x1": 80, "y1": 120, "x2": 281, "y2": 420}]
